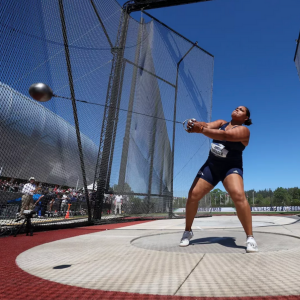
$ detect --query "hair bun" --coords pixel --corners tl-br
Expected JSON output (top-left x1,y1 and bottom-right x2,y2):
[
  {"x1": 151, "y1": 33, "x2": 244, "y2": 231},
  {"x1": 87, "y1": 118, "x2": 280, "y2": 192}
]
[{"x1": 244, "y1": 118, "x2": 252, "y2": 126}]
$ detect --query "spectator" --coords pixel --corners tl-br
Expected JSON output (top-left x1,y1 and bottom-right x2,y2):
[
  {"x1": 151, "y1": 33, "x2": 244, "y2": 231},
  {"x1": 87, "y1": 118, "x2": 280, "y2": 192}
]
[
  {"x1": 20, "y1": 177, "x2": 37, "y2": 215},
  {"x1": 35, "y1": 190, "x2": 55, "y2": 217},
  {"x1": 114, "y1": 194, "x2": 123, "y2": 215},
  {"x1": 48, "y1": 193, "x2": 62, "y2": 213},
  {"x1": 18, "y1": 182, "x2": 24, "y2": 192},
  {"x1": 106, "y1": 196, "x2": 112, "y2": 214},
  {"x1": 61, "y1": 195, "x2": 69, "y2": 213}
]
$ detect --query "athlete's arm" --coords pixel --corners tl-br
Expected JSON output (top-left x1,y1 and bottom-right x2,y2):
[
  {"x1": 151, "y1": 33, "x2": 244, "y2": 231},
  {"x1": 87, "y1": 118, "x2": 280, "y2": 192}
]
[
  {"x1": 192, "y1": 123, "x2": 250, "y2": 143},
  {"x1": 190, "y1": 119, "x2": 227, "y2": 129}
]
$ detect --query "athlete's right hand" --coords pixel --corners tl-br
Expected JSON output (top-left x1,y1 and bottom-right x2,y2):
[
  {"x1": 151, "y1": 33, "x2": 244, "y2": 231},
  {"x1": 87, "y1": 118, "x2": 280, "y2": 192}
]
[
  {"x1": 187, "y1": 120, "x2": 204, "y2": 133},
  {"x1": 187, "y1": 119, "x2": 195, "y2": 132}
]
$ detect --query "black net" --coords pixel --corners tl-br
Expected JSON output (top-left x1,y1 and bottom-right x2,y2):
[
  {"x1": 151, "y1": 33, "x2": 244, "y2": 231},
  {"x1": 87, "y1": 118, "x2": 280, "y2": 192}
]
[
  {"x1": 295, "y1": 32, "x2": 300, "y2": 79},
  {"x1": 0, "y1": 0, "x2": 213, "y2": 234}
]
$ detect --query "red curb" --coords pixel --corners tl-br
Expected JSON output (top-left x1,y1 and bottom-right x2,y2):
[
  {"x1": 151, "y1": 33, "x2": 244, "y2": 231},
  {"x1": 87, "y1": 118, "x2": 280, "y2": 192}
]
[{"x1": 0, "y1": 221, "x2": 299, "y2": 300}]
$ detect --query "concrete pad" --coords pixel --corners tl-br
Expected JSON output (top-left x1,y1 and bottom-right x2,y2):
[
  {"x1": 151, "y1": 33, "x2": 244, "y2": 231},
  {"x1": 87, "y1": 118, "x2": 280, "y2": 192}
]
[
  {"x1": 16, "y1": 229, "x2": 202, "y2": 295},
  {"x1": 176, "y1": 249, "x2": 300, "y2": 297},
  {"x1": 132, "y1": 230, "x2": 300, "y2": 253},
  {"x1": 16, "y1": 216, "x2": 300, "y2": 298},
  {"x1": 118, "y1": 215, "x2": 298, "y2": 230}
]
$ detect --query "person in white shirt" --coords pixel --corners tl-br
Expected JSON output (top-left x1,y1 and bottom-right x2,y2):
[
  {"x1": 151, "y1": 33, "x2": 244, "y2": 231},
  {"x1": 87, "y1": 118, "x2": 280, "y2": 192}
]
[
  {"x1": 114, "y1": 195, "x2": 123, "y2": 215},
  {"x1": 61, "y1": 195, "x2": 69, "y2": 213},
  {"x1": 20, "y1": 177, "x2": 37, "y2": 215}
]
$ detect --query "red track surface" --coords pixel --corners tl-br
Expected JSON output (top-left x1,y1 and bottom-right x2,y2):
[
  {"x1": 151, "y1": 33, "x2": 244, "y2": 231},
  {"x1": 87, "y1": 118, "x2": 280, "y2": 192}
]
[{"x1": 0, "y1": 221, "x2": 299, "y2": 300}]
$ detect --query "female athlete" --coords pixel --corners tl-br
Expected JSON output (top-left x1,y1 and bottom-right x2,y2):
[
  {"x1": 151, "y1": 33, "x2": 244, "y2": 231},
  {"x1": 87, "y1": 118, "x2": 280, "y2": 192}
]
[{"x1": 180, "y1": 106, "x2": 258, "y2": 253}]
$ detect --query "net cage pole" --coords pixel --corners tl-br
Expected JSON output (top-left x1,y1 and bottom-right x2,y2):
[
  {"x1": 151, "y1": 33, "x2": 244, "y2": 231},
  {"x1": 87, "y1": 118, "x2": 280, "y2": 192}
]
[
  {"x1": 58, "y1": 0, "x2": 91, "y2": 221},
  {"x1": 93, "y1": 7, "x2": 130, "y2": 220},
  {"x1": 91, "y1": 0, "x2": 114, "y2": 193},
  {"x1": 170, "y1": 42, "x2": 198, "y2": 218},
  {"x1": 125, "y1": 0, "x2": 213, "y2": 13},
  {"x1": 118, "y1": 17, "x2": 144, "y2": 195},
  {"x1": 294, "y1": 31, "x2": 300, "y2": 79},
  {"x1": 91, "y1": 0, "x2": 126, "y2": 195}
]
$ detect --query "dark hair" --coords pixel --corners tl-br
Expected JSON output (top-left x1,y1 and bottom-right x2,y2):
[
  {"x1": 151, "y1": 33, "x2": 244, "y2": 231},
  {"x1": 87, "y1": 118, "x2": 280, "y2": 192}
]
[{"x1": 244, "y1": 106, "x2": 252, "y2": 126}]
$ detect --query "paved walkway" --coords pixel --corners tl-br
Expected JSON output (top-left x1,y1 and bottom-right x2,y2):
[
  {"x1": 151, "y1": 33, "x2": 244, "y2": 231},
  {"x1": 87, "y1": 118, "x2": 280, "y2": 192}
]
[{"x1": 14, "y1": 216, "x2": 300, "y2": 299}]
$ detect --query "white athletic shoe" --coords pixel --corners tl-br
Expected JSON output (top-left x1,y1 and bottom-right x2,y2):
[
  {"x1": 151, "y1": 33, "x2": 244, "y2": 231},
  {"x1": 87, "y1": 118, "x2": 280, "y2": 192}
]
[
  {"x1": 246, "y1": 237, "x2": 258, "y2": 253},
  {"x1": 179, "y1": 230, "x2": 193, "y2": 247}
]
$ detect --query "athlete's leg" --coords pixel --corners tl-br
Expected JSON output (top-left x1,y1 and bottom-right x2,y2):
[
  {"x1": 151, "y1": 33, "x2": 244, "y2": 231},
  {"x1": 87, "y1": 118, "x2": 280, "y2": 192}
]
[
  {"x1": 223, "y1": 174, "x2": 252, "y2": 236},
  {"x1": 185, "y1": 177, "x2": 214, "y2": 231}
]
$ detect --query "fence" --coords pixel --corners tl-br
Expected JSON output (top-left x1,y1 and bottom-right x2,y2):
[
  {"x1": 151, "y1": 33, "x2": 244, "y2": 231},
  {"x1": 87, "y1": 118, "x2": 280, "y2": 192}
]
[
  {"x1": 295, "y1": 31, "x2": 300, "y2": 78},
  {"x1": 0, "y1": 0, "x2": 214, "y2": 234}
]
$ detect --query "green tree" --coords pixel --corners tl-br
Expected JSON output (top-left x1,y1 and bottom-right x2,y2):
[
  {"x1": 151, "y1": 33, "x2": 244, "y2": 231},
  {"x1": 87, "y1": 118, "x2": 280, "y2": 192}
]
[
  {"x1": 255, "y1": 193, "x2": 264, "y2": 206},
  {"x1": 111, "y1": 182, "x2": 136, "y2": 203},
  {"x1": 210, "y1": 188, "x2": 224, "y2": 207},
  {"x1": 273, "y1": 187, "x2": 291, "y2": 206},
  {"x1": 112, "y1": 182, "x2": 133, "y2": 194},
  {"x1": 289, "y1": 187, "x2": 299, "y2": 200}
]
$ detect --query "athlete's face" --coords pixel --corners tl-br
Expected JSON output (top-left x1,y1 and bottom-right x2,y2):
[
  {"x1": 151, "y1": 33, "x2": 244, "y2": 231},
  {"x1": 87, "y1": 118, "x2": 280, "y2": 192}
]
[{"x1": 231, "y1": 106, "x2": 248, "y2": 122}]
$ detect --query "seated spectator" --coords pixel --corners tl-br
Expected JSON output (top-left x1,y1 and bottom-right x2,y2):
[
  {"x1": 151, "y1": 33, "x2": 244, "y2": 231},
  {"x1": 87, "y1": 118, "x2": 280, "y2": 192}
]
[{"x1": 35, "y1": 190, "x2": 56, "y2": 218}]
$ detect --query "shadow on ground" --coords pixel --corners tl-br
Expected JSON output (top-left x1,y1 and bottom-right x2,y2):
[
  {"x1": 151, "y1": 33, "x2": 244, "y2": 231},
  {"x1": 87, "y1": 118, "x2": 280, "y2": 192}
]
[{"x1": 191, "y1": 236, "x2": 246, "y2": 250}]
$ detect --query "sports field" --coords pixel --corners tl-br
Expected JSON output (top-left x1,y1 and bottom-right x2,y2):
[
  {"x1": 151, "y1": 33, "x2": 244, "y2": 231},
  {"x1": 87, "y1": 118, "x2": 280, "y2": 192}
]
[{"x1": 2, "y1": 215, "x2": 300, "y2": 299}]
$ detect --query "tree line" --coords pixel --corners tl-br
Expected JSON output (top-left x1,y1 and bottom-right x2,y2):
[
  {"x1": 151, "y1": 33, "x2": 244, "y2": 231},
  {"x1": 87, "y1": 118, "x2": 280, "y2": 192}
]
[
  {"x1": 111, "y1": 183, "x2": 300, "y2": 209},
  {"x1": 210, "y1": 187, "x2": 300, "y2": 207},
  {"x1": 174, "y1": 187, "x2": 300, "y2": 208}
]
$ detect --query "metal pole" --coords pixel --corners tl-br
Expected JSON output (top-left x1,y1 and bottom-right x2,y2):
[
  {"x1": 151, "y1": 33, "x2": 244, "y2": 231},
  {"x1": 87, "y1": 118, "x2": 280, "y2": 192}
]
[
  {"x1": 170, "y1": 42, "x2": 198, "y2": 219},
  {"x1": 94, "y1": 8, "x2": 129, "y2": 220},
  {"x1": 147, "y1": 96, "x2": 159, "y2": 213},
  {"x1": 58, "y1": 0, "x2": 91, "y2": 222},
  {"x1": 106, "y1": 59, "x2": 126, "y2": 191},
  {"x1": 142, "y1": 11, "x2": 213, "y2": 58},
  {"x1": 118, "y1": 17, "x2": 144, "y2": 192},
  {"x1": 253, "y1": 190, "x2": 254, "y2": 206},
  {"x1": 90, "y1": 0, "x2": 113, "y2": 49}
]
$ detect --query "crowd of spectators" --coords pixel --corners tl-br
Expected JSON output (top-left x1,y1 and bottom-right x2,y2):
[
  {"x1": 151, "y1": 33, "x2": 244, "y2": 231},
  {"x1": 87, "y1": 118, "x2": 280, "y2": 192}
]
[
  {"x1": 0, "y1": 178, "x2": 26, "y2": 193},
  {"x1": 1, "y1": 177, "x2": 126, "y2": 219},
  {"x1": 0, "y1": 177, "x2": 87, "y2": 218},
  {"x1": 0, "y1": 177, "x2": 80, "y2": 196}
]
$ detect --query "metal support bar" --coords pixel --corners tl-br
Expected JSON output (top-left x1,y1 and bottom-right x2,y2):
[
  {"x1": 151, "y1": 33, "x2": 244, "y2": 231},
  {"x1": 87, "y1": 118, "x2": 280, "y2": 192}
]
[
  {"x1": 112, "y1": 192, "x2": 172, "y2": 197},
  {"x1": 106, "y1": 59, "x2": 126, "y2": 190},
  {"x1": 125, "y1": 0, "x2": 212, "y2": 13},
  {"x1": 142, "y1": 11, "x2": 213, "y2": 58},
  {"x1": 94, "y1": 9, "x2": 130, "y2": 219},
  {"x1": 159, "y1": 143, "x2": 166, "y2": 212},
  {"x1": 124, "y1": 59, "x2": 176, "y2": 87},
  {"x1": 118, "y1": 17, "x2": 144, "y2": 192},
  {"x1": 58, "y1": 0, "x2": 91, "y2": 222},
  {"x1": 90, "y1": 0, "x2": 114, "y2": 49},
  {"x1": 294, "y1": 31, "x2": 300, "y2": 62},
  {"x1": 92, "y1": 62, "x2": 114, "y2": 192},
  {"x1": 170, "y1": 42, "x2": 198, "y2": 218},
  {"x1": 147, "y1": 94, "x2": 159, "y2": 213}
]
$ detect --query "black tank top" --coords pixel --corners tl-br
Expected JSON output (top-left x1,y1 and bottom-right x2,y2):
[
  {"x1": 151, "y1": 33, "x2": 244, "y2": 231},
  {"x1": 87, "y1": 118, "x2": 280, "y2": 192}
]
[{"x1": 209, "y1": 122, "x2": 245, "y2": 162}]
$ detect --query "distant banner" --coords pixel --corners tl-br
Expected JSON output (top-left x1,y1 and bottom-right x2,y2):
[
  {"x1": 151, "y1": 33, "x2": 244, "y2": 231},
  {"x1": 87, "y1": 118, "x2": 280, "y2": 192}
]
[
  {"x1": 251, "y1": 206, "x2": 300, "y2": 212},
  {"x1": 180, "y1": 206, "x2": 300, "y2": 213},
  {"x1": 198, "y1": 207, "x2": 235, "y2": 212}
]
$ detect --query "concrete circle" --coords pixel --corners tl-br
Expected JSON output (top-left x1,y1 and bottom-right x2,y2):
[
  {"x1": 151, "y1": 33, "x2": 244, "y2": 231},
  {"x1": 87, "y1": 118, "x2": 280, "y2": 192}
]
[{"x1": 131, "y1": 230, "x2": 300, "y2": 253}]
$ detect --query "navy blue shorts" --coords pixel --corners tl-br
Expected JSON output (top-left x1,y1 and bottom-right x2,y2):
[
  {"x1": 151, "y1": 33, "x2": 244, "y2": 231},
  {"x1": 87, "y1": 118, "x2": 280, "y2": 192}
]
[{"x1": 196, "y1": 158, "x2": 243, "y2": 187}]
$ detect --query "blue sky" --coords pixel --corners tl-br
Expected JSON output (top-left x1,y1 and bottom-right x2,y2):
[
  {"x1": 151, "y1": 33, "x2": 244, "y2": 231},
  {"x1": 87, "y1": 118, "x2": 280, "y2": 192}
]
[{"x1": 117, "y1": 0, "x2": 300, "y2": 192}]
